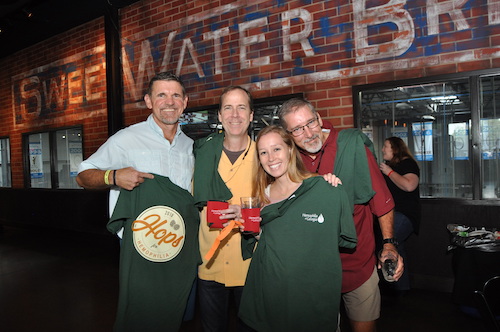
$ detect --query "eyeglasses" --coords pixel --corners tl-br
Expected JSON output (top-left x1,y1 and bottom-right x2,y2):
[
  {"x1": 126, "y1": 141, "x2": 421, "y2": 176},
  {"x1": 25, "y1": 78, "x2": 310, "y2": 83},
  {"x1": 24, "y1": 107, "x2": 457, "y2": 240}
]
[{"x1": 288, "y1": 117, "x2": 319, "y2": 137}]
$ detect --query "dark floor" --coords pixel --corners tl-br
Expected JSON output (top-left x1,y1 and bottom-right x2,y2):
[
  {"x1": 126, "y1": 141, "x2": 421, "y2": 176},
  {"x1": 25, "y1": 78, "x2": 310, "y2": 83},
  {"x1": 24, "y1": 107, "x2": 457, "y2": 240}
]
[{"x1": 0, "y1": 225, "x2": 488, "y2": 332}]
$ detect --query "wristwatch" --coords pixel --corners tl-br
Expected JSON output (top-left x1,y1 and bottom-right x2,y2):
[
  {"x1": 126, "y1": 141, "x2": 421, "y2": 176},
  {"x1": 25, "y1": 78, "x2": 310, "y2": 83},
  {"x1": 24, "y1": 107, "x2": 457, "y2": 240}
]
[{"x1": 382, "y1": 237, "x2": 399, "y2": 247}]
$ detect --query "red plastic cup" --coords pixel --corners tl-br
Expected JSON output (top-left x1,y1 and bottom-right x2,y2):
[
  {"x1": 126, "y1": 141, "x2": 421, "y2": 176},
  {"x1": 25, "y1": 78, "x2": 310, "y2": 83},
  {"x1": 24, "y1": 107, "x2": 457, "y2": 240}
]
[
  {"x1": 240, "y1": 197, "x2": 261, "y2": 234},
  {"x1": 207, "y1": 201, "x2": 228, "y2": 229}
]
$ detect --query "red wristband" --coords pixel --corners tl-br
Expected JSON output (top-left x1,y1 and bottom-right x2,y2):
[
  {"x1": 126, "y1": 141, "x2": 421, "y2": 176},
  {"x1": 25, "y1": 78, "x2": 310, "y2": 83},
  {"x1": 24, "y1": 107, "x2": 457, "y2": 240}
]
[{"x1": 388, "y1": 170, "x2": 395, "y2": 177}]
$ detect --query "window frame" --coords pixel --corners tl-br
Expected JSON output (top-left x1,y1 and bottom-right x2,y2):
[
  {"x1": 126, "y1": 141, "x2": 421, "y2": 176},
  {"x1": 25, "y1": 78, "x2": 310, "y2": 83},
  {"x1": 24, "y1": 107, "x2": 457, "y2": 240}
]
[
  {"x1": 22, "y1": 125, "x2": 83, "y2": 190},
  {"x1": 0, "y1": 136, "x2": 12, "y2": 188},
  {"x1": 353, "y1": 68, "x2": 500, "y2": 202}
]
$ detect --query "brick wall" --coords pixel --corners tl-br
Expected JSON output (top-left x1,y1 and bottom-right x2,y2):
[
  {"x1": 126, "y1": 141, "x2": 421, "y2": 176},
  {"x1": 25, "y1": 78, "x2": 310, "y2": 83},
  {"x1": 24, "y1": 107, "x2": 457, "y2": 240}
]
[
  {"x1": 1, "y1": 0, "x2": 499, "y2": 188},
  {"x1": 119, "y1": 0, "x2": 499, "y2": 126},
  {"x1": 0, "y1": 18, "x2": 105, "y2": 188}
]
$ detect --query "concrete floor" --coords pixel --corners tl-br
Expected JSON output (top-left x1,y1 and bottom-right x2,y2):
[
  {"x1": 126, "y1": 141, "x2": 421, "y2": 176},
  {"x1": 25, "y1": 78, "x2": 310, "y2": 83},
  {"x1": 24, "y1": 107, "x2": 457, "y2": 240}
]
[{"x1": 0, "y1": 225, "x2": 486, "y2": 332}]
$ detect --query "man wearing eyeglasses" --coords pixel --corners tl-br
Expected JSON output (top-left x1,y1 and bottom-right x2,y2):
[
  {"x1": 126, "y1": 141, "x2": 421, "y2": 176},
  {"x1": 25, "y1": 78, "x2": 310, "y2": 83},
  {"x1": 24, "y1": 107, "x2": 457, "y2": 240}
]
[{"x1": 278, "y1": 97, "x2": 403, "y2": 332}]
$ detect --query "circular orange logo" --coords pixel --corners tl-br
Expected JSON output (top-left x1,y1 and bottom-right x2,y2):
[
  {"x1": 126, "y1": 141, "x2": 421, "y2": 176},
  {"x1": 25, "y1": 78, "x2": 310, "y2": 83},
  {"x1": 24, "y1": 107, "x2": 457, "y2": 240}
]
[{"x1": 131, "y1": 205, "x2": 186, "y2": 262}]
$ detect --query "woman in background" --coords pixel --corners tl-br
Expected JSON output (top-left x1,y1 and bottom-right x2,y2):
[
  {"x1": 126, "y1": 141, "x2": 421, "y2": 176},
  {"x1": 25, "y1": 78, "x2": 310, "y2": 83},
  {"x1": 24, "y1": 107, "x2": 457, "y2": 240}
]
[{"x1": 379, "y1": 136, "x2": 421, "y2": 293}]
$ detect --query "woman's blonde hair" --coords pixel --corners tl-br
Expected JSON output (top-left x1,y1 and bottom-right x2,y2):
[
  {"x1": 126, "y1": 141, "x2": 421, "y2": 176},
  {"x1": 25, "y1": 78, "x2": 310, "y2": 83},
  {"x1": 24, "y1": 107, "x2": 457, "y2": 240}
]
[{"x1": 253, "y1": 125, "x2": 315, "y2": 204}]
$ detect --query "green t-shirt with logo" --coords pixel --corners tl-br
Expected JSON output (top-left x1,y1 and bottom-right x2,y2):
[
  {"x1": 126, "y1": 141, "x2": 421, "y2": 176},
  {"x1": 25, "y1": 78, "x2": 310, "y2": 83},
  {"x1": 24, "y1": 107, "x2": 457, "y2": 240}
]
[
  {"x1": 108, "y1": 175, "x2": 201, "y2": 332},
  {"x1": 239, "y1": 176, "x2": 356, "y2": 332}
]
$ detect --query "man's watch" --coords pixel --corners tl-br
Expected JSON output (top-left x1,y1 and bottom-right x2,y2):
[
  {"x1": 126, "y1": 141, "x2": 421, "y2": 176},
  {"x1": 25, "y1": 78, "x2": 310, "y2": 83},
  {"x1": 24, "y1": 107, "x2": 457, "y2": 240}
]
[{"x1": 382, "y1": 237, "x2": 399, "y2": 247}]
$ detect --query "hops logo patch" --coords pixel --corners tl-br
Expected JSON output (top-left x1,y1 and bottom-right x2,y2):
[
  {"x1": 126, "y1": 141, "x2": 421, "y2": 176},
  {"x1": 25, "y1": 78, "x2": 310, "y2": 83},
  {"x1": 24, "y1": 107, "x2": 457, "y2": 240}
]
[{"x1": 132, "y1": 205, "x2": 185, "y2": 262}]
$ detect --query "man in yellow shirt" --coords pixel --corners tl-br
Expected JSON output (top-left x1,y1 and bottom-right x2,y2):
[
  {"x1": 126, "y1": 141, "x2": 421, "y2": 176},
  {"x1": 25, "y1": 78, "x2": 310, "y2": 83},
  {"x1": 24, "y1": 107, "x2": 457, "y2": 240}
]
[{"x1": 193, "y1": 86, "x2": 256, "y2": 332}]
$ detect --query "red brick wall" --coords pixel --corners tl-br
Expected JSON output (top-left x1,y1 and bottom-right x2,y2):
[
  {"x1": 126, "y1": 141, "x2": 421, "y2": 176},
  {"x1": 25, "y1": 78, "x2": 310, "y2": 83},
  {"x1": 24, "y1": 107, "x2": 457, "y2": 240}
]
[
  {"x1": 0, "y1": 18, "x2": 105, "y2": 188},
  {"x1": 1, "y1": 0, "x2": 499, "y2": 188},
  {"x1": 118, "y1": 0, "x2": 500, "y2": 128}
]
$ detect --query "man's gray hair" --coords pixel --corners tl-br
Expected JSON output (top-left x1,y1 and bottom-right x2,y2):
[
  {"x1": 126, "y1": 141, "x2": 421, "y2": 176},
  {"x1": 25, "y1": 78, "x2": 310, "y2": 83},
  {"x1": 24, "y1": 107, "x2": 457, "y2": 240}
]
[{"x1": 277, "y1": 97, "x2": 316, "y2": 128}]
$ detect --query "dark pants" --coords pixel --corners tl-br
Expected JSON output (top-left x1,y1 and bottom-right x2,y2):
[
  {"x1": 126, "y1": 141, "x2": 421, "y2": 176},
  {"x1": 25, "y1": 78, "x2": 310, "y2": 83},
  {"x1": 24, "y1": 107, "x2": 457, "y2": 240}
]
[
  {"x1": 392, "y1": 211, "x2": 414, "y2": 291},
  {"x1": 198, "y1": 279, "x2": 254, "y2": 332}
]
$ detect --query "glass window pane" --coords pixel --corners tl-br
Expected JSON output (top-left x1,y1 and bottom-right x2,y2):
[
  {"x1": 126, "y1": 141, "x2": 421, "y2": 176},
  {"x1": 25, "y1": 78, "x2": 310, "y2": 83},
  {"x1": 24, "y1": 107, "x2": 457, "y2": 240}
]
[
  {"x1": 480, "y1": 76, "x2": 500, "y2": 199},
  {"x1": 0, "y1": 138, "x2": 12, "y2": 187},
  {"x1": 180, "y1": 108, "x2": 219, "y2": 140},
  {"x1": 360, "y1": 80, "x2": 472, "y2": 198},
  {"x1": 55, "y1": 128, "x2": 83, "y2": 189},
  {"x1": 28, "y1": 132, "x2": 51, "y2": 188}
]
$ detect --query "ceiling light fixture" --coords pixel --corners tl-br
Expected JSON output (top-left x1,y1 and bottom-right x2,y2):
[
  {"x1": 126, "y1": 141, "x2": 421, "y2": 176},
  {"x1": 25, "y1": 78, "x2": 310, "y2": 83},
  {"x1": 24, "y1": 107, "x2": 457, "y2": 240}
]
[{"x1": 431, "y1": 95, "x2": 460, "y2": 104}]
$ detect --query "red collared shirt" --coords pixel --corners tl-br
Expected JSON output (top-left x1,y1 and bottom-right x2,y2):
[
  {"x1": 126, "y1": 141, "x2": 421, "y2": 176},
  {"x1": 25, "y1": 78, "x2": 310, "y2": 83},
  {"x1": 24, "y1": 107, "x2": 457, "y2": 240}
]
[{"x1": 300, "y1": 122, "x2": 394, "y2": 292}]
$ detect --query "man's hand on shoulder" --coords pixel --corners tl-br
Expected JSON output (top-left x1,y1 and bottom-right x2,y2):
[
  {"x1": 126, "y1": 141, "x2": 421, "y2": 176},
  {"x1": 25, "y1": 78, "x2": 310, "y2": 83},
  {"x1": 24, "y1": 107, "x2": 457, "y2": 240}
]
[{"x1": 322, "y1": 173, "x2": 342, "y2": 187}]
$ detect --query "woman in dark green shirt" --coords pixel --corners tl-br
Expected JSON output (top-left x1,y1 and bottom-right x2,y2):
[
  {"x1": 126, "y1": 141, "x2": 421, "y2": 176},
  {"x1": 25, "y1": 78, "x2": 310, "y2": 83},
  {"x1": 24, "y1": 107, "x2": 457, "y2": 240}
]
[{"x1": 239, "y1": 125, "x2": 357, "y2": 332}]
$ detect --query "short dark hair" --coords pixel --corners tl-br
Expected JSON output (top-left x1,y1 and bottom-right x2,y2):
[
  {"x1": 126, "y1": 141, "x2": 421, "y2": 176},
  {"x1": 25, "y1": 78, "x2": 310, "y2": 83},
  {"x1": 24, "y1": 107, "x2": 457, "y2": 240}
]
[
  {"x1": 146, "y1": 72, "x2": 186, "y2": 96},
  {"x1": 219, "y1": 86, "x2": 254, "y2": 113},
  {"x1": 277, "y1": 97, "x2": 316, "y2": 128}
]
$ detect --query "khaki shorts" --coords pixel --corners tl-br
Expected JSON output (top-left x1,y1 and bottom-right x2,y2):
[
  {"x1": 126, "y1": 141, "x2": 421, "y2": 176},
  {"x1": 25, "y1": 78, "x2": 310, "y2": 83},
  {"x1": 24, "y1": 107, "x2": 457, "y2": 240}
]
[{"x1": 342, "y1": 267, "x2": 381, "y2": 322}]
